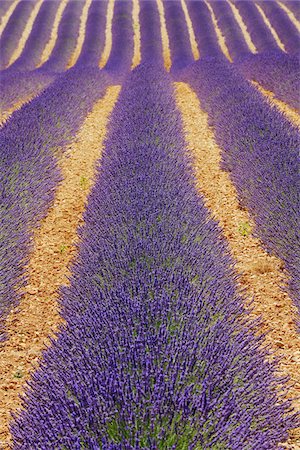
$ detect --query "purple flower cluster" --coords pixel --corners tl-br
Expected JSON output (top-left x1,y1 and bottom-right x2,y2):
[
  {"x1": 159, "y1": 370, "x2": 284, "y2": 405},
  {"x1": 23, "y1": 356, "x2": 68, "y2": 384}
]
[
  {"x1": 11, "y1": 65, "x2": 297, "y2": 449},
  {"x1": 163, "y1": 0, "x2": 194, "y2": 71},
  {"x1": 4, "y1": 0, "x2": 59, "y2": 73},
  {"x1": 0, "y1": 0, "x2": 37, "y2": 70},
  {"x1": 257, "y1": 1, "x2": 300, "y2": 54},
  {"x1": 74, "y1": 0, "x2": 108, "y2": 68},
  {"x1": 181, "y1": 58, "x2": 300, "y2": 314},
  {"x1": 0, "y1": 67, "x2": 109, "y2": 341},
  {"x1": 186, "y1": 1, "x2": 224, "y2": 59},
  {"x1": 139, "y1": 0, "x2": 164, "y2": 67},
  {"x1": 103, "y1": 0, "x2": 134, "y2": 78}
]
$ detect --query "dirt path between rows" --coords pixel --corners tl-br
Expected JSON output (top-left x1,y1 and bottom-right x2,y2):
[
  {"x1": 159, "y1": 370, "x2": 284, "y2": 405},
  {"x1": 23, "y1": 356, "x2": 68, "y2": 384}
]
[
  {"x1": 0, "y1": 86, "x2": 120, "y2": 449},
  {"x1": 175, "y1": 81, "x2": 300, "y2": 449}
]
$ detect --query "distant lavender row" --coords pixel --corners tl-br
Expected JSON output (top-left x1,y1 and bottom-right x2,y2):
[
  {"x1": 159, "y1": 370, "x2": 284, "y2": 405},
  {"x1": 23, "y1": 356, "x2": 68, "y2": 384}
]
[
  {"x1": 0, "y1": 67, "x2": 109, "y2": 340},
  {"x1": 12, "y1": 65, "x2": 296, "y2": 449},
  {"x1": 233, "y1": 0, "x2": 279, "y2": 53},
  {"x1": 0, "y1": 0, "x2": 85, "y2": 113},
  {"x1": 209, "y1": 0, "x2": 250, "y2": 60},
  {"x1": 4, "y1": 0, "x2": 59, "y2": 72},
  {"x1": 182, "y1": 59, "x2": 300, "y2": 313},
  {"x1": 0, "y1": 0, "x2": 37, "y2": 70},
  {"x1": 187, "y1": 0, "x2": 224, "y2": 58},
  {"x1": 40, "y1": 0, "x2": 84, "y2": 73},
  {"x1": 257, "y1": 0, "x2": 300, "y2": 54},
  {"x1": 139, "y1": 0, "x2": 164, "y2": 66},
  {"x1": 103, "y1": 0, "x2": 134, "y2": 78},
  {"x1": 230, "y1": 1, "x2": 300, "y2": 110},
  {"x1": 164, "y1": 0, "x2": 194, "y2": 71},
  {"x1": 193, "y1": 0, "x2": 300, "y2": 111},
  {"x1": 74, "y1": 0, "x2": 107, "y2": 68}
]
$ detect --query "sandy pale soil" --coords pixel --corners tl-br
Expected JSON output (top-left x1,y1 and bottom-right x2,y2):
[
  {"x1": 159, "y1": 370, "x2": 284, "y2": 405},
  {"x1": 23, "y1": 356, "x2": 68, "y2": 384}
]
[
  {"x1": 174, "y1": 81, "x2": 300, "y2": 449},
  {"x1": 99, "y1": 0, "x2": 114, "y2": 69},
  {"x1": 0, "y1": 0, "x2": 19, "y2": 38},
  {"x1": 0, "y1": 86, "x2": 120, "y2": 449},
  {"x1": 157, "y1": 0, "x2": 172, "y2": 71},
  {"x1": 132, "y1": 0, "x2": 141, "y2": 69}
]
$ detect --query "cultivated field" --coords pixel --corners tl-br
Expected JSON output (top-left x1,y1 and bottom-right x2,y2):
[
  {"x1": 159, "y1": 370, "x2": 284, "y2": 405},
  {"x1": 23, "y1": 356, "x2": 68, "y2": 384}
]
[{"x1": 0, "y1": 0, "x2": 299, "y2": 448}]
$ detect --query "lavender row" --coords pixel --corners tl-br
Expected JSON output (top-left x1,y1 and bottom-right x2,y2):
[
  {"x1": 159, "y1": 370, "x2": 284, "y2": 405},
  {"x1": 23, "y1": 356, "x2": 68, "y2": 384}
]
[
  {"x1": 181, "y1": 58, "x2": 300, "y2": 313},
  {"x1": 187, "y1": 0, "x2": 224, "y2": 58},
  {"x1": 5, "y1": 0, "x2": 60, "y2": 72},
  {"x1": 12, "y1": 65, "x2": 296, "y2": 449},
  {"x1": 0, "y1": 67, "x2": 110, "y2": 340},
  {"x1": 257, "y1": 0, "x2": 300, "y2": 55},
  {"x1": 74, "y1": 0, "x2": 107, "y2": 68},
  {"x1": 209, "y1": 0, "x2": 250, "y2": 60},
  {"x1": 139, "y1": 0, "x2": 164, "y2": 67},
  {"x1": 163, "y1": 0, "x2": 194, "y2": 71},
  {"x1": 103, "y1": 0, "x2": 134, "y2": 78},
  {"x1": 40, "y1": 0, "x2": 84, "y2": 73},
  {"x1": 0, "y1": 0, "x2": 37, "y2": 70},
  {"x1": 233, "y1": 1, "x2": 280, "y2": 53}
]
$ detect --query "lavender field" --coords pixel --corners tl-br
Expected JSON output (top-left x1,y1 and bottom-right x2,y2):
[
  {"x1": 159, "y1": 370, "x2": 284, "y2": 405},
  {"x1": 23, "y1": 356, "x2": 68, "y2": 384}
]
[{"x1": 0, "y1": 1, "x2": 299, "y2": 449}]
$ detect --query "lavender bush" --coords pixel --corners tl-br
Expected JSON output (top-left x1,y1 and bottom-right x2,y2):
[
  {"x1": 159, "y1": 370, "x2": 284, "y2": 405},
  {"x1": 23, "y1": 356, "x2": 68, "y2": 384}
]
[{"x1": 11, "y1": 65, "x2": 297, "y2": 449}]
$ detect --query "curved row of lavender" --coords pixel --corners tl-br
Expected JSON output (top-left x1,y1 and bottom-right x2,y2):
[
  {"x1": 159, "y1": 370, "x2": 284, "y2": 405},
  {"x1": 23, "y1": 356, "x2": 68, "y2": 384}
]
[
  {"x1": 186, "y1": 1, "x2": 225, "y2": 59},
  {"x1": 0, "y1": 0, "x2": 37, "y2": 70},
  {"x1": 39, "y1": 0, "x2": 84, "y2": 73},
  {"x1": 139, "y1": 0, "x2": 164, "y2": 67},
  {"x1": 74, "y1": 0, "x2": 108, "y2": 68},
  {"x1": 181, "y1": 58, "x2": 300, "y2": 315},
  {"x1": 257, "y1": 0, "x2": 300, "y2": 54},
  {"x1": 233, "y1": 1, "x2": 300, "y2": 111},
  {"x1": 209, "y1": 0, "x2": 251, "y2": 60},
  {"x1": 12, "y1": 64, "x2": 297, "y2": 449},
  {"x1": 163, "y1": 1, "x2": 194, "y2": 71},
  {"x1": 0, "y1": 68, "x2": 110, "y2": 341},
  {"x1": 103, "y1": 0, "x2": 134, "y2": 79},
  {"x1": 4, "y1": 0, "x2": 60, "y2": 72}
]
